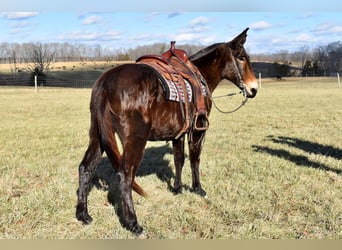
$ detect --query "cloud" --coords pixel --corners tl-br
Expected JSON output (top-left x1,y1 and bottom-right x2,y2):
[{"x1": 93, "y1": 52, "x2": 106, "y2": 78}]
[
  {"x1": 0, "y1": 13, "x2": 37, "y2": 39},
  {"x1": 174, "y1": 32, "x2": 215, "y2": 44},
  {"x1": 293, "y1": 33, "x2": 316, "y2": 42},
  {"x1": 250, "y1": 21, "x2": 272, "y2": 31},
  {"x1": 312, "y1": 22, "x2": 342, "y2": 35},
  {"x1": 9, "y1": 20, "x2": 30, "y2": 29},
  {"x1": 127, "y1": 33, "x2": 169, "y2": 45},
  {"x1": 182, "y1": 16, "x2": 210, "y2": 34},
  {"x1": 171, "y1": 16, "x2": 214, "y2": 44},
  {"x1": 190, "y1": 16, "x2": 209, "y2": 26},
  {"x1": 1, "y1": 12, "x2": 39, "y2": 20},
  {"x1": 167, "y1": 12, "x2": 182, "y2": 18},
  {"x1": 144, "y1": 12, "x2": 160, "y2": 22},
  {"x1": 81, "y1": 15, "x2": 103, "y2": 25},
  {"x1": 59, "y1": 30, "x2": 122, "y2": 42},
  {"x1": 297, "y1": 12, "x2": 315, "y2": 19}
]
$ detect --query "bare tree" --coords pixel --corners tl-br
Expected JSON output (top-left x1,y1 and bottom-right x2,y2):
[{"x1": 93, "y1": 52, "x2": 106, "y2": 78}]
[
  {"x1": 326, "y1": 41, "x2": 342, "y2": 75},
  {"x1": 291, "y1": 45, "x2": 310, "y2": 76},
  {"x1": 277, "y1": 50, "x2": 289, "y2": 63},
  {"x1": 8, "y1": 50, "x2": 17, "y2": 75},
  {"x1": 24, "y1": 43, "x2": 55, "y2": 86},
  {"x1": 26, "y1": 42, "x2": 55, "y2": 74}
]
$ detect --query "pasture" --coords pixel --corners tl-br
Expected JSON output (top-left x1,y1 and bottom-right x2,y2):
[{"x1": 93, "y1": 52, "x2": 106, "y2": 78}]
[{"x1": 0, "y1": 77, "x2": 341, "y2": 239}]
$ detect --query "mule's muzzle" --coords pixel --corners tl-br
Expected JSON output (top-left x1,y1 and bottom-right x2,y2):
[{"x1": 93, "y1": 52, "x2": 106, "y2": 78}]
[
  {"x1": 246, "y1": 87, "x2": 258, "y2": 98},
  {"x1": 243, "y1": 81, "x2": 258, "y2": 98}
]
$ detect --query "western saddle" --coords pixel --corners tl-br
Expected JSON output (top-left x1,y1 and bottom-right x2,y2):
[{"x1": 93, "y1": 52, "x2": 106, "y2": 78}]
[{"x1": 136, "y1": 41, "x2": 209, "y2": 139}]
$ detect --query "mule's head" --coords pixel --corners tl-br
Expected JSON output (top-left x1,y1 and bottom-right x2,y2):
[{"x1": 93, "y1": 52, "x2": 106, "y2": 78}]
[{"x1": 223, "y1": 28, "x2": 258, "y2": 98}]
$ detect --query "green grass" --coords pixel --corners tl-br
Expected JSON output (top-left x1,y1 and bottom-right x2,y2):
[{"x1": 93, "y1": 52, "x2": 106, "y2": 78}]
[{"x1": 0, "y1": 77, "x2": 341, "y2": 239}]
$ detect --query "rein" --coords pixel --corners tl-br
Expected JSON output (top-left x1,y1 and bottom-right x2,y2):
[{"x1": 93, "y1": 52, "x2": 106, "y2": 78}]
[{"x1": 211, "y1": 89, "x2": 248, "y2": 114}]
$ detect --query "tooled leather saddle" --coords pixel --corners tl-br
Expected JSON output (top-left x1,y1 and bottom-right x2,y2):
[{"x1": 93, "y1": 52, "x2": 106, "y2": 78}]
[{"x1": 136, "y1": 41, "x2": 210, "y2": 138}]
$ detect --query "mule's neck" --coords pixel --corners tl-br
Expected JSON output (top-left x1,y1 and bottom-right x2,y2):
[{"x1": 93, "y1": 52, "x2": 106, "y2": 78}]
[{"x1": 191, "y1": 52, "x2": 227, "y2": 94}]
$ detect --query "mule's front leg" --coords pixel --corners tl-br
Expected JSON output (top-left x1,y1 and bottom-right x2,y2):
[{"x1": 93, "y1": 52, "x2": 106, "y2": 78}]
[
  {"x1": 172, "y1": 136, "x2": 185, "y2": 194},
  {"x1": 188, "y1": 132, "x2": 207, "y2": 197}
]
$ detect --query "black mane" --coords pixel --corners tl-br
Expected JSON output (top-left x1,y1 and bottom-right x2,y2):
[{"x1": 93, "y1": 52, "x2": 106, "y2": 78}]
[{"x1": 189, "y1": 42, "x2": 225, "y2": 62}]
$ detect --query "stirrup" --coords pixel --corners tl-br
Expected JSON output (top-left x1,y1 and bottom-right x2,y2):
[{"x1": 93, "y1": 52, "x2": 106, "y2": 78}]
[{"x1": 193, "y1": 111, "x2": 209, "y2": 131}]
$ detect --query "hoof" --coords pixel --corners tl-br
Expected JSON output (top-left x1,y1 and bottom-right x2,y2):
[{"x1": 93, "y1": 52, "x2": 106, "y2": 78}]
[
  {"x1": 76, "y1": 207, "x2": 93, "y2": 225},
  {"x1": 193, "y1": 187, "x2": 207, "y2": 197},
  {"x1": 172, "y1": 186, "x2": 183, "y2": 195},
  {"x1": 124, "y1": 221, "x2": 144, "y2": 236}
]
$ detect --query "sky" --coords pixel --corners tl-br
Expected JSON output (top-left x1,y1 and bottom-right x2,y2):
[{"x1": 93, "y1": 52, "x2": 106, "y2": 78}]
[{"x1": 0, "y1": 1, "x2": 341, "y2": 54}]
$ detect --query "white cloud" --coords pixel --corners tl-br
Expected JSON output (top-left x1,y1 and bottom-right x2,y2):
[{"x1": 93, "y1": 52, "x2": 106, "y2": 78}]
[
  {"x1": 82, "y1": 15, "x2": 103, "y2": 25},
  {"x1": 190, "y1": 16, "x2": 209, "y2": 26},
  {"x1": 144, "y1": 12, "x2": 160, "y2": 22},
  {"x1": 174, "y1": 32, "x2": 215, "y2": 44},
  {"x1": 59, "y1": 30, "x2": 122, "y2": 42},
  {"x1": 1, "y1": 12, "x2": 38, "y2": 20},
  {"x1": 250, "y1": 21, "x2": 272, "y2": 31},
  {"x1": 312, "y1": 22, "x2": 342, "y2": 35},
  {"x1": 167, "y1": 12, "x2": 182, "y2": 19},
  {"x1": 297, "y1": 12, "x2": 315, "y2": 19},
  {"x1": 181, "y1": 16, "x2": 210, "y2": 34},
  {"x1": 293, "y1": 33, "x2": 314, "y2": 42}
]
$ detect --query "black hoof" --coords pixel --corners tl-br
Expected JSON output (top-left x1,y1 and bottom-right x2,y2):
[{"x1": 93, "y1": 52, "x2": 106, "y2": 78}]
[
  {"x1": 172, "y1": 186, "x2": 183, "y2": 195},
  {"x1": 124, "y1": 221, "x2": 144, "y2": 236},
  {"x1": 76, "y1": 207, "x2": 93, "y2": 225},
  {"x1": 193, "y1": 187, "x2": 207, "y2": 197}
]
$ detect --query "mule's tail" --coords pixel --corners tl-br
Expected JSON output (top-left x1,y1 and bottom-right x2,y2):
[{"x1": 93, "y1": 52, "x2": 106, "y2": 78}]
[{"x1": 91, "y1": 88, "x2": 148, "y2": 198}]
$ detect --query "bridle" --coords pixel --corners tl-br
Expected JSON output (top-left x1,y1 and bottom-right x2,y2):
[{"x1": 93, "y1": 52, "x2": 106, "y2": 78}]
[{"x1": 211, "y1": 52, "x2": 248, "y2": 114}]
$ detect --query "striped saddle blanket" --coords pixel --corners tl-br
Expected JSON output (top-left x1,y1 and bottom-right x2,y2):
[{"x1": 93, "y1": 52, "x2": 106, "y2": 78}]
[{"x1": 136, "y1": 57, "x2": 207, "y2": 103}]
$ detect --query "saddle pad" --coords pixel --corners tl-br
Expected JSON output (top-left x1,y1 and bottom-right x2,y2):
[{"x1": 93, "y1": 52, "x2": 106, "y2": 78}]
[
  {"x1": 142, "y1": 63, "x2": 207, "y2": 103},
  {"x1": 165, "y1": 78, "x2": 192, "y2": 103},
  {"x1": 165, "y1": 76, "x2": 208, "y2": 103}
]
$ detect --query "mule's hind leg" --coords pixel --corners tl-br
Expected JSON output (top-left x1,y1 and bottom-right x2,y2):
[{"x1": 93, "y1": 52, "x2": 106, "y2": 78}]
[
  {"x1": 76, "y1": 139, "x2": 102, "y2": 224},
  {"x1": 188, "y1": 132, "x2": 207, "y2": 197},
  {"x1": 115, "y1": 136, "x2": 147, "y2": 235}
]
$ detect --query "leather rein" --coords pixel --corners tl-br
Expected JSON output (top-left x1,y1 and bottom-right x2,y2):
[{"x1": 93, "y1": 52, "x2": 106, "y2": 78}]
[{"x1": 212, "y1": 89, "x2": 248, "y2": 114}]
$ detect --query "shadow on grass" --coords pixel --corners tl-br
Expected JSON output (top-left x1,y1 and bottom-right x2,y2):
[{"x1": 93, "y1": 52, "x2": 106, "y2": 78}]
[
  {"x1": 252, "y1": 135, "x2": 341, "y2": 175},
  {"x1": 90, "y1": 143, "x2": 175, "y2": 225},
  {"x1": 268, "y1": 135, "x2": 342, "y2": 161}
]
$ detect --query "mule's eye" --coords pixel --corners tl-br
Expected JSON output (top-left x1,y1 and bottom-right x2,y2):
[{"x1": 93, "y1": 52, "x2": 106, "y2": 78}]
[{"x1": 237, "y1": 55, "x2": 245, "y2": 61}]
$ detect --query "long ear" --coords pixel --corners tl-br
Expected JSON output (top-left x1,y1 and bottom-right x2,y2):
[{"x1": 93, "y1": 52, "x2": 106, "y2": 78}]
[{"x1": 229, "y1": 27, "x2": 249, "y2": 50}]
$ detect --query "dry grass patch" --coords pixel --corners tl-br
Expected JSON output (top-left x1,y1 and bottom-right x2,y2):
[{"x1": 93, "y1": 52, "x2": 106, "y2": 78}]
[{"x1": 0, "y1": 77, "x2": 341, "y2": 238}]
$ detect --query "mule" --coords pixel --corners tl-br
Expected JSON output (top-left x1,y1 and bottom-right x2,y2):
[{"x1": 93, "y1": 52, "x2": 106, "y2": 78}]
[{"x1": 76, "y1": 28, "x2": 258, "y2": 235}]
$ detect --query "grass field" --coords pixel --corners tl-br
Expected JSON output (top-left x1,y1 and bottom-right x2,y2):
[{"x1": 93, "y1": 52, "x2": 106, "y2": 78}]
[{"x1": 0, "y1": 77, "x2": 341, "y2": 239}]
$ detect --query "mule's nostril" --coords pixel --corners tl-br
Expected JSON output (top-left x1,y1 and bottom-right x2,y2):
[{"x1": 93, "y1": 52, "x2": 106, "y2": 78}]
[{"x1": 248, "y1": 88, "x2": 258, "y2": 98}]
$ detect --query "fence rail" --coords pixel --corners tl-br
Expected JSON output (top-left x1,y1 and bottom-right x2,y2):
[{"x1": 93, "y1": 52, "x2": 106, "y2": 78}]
[
  {"x1": 0, "y1": 72, "x2": 101, "y2": 88},
  {"x1": 1, "y1": 73, "x2": 341, "y2": 89}
]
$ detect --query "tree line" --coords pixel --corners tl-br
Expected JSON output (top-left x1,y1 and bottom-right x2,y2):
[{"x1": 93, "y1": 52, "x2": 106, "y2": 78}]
[
  {"x1": 251, "y1": 42, "x2": 342, "y2": 77},
  {"x1": 1, "y1": 40, "x2": 341, "y2": 77}
]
